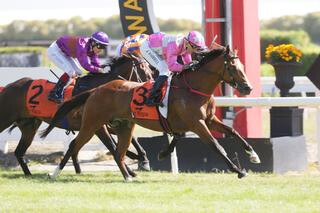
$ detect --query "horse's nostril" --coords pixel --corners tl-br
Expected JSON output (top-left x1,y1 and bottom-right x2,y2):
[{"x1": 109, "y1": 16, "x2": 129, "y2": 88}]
[
  {"x1": 243, "y1": 85, "x2": 252, "y2": 92},
  {"x1": 240, "y1": 85, "x2": 252, "y2": 95}
]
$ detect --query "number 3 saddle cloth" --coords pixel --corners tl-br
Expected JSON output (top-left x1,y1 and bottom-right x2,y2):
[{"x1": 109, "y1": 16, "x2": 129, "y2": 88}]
[{"x1": 130, "y1": 81, "x2": 168, "y2": 120}]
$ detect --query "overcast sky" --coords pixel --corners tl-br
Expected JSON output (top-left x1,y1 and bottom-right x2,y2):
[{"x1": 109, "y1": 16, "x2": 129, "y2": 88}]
[{"x1": 0, "y1": 0, "x2": 319, "y2": 25}]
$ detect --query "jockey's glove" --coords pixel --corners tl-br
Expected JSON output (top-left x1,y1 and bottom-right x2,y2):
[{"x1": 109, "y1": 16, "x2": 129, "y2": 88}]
[
  {"x1": 183, "y1": 60, "x2": 200, "y2": 71},
  {"x1": 100, "y1": 66, "x2": 111, "y2": 74}
]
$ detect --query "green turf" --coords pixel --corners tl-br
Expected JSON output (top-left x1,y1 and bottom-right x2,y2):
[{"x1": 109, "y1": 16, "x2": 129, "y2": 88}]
[{"x1": 0, "y1": 169, "x2": 319, "y2": 212}]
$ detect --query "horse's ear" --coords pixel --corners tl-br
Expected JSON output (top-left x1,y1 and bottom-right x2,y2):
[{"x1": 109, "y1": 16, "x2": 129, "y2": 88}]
[
  {"x1": 226, "y1": 45, "x2": 230, "y2": 54},
  {"x1": 234, "y1": 47, "x2": 238, "y2": 56}
]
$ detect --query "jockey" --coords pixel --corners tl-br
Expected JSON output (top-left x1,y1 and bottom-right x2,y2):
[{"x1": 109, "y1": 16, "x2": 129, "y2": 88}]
[
  {"x1": 140, "y1": 30, "x2": 207, "y2": 106},
  {"x1": 116, "y1": 33, "x2": 149, "y2": 58},
  {"x1": 117, "y1": 31, "x2": 207, "y2": 106},
  {"x1": 47, "y1": 31, "x2": 110, "y2": 103}
]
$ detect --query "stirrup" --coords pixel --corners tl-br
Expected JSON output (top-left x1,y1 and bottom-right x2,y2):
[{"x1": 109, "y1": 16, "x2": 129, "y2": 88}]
[
  {"x1": 48, "y1": 93, "x2": 63, "y2": 103},
  {"x1": 145, "y1": 98, "x2": 161, "y2": 106}
]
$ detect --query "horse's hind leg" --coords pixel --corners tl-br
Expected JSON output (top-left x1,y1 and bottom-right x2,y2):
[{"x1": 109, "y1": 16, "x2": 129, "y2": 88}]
[
  {"x1": 207, "y1": 116, "x2": 260, "y2": 164},
  {"x1": 49, "y1": 123, "x2": 100, "y2": 180},
  {"x1": 49, "y1": 106, "x2": 116, "y2": 180},
  {"x1": 95, "y1": 126, "x2": 137, "y2": 177},
  {"x1": 116, "y1": 122, "x2": 137, "y2": 182},
  {"x1": 193, "y1": 119, "x2": 247, "y2": 179},
  {"x1": 71, "y1": 152, "x2": 81, "y2": 174},
  {"x1": 15, "y1": 119, "x2": 42, "y2": 176}
]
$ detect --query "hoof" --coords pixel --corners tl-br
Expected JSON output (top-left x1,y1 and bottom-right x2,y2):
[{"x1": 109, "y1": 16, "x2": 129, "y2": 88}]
[
  {"x1": 237, "y1": 169, "x2": 248, "y2": 179},
  {"x1": 124, "y1": 177, "x2": 133, "y2": 183},
  {"x1": 48, "y1": 173, "x2": 57, "y2": 181},
  {"x1": 246, "y1": 150, "x2": 261, "y2": 164},
  {"x1": 138, "y1": 161, "x2": 151, "y2": 171}
]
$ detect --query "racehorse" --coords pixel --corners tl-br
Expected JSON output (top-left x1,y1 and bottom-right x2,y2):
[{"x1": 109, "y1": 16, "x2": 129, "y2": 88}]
[
  {"x1": 0, "y1": 55, "x2": 153, "y2": 176},
  {"x1": 42, "y1": 45, "x2": 261, "y2": 181}
]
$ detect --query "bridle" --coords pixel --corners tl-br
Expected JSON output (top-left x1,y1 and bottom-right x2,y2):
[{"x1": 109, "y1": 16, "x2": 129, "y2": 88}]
[
  {"x1": 108, "y1": 55, "x2": 150, "y2": 83},
  {"x1": 180, "y1": 48, "x2": 240, "y2": 97},
  {"x1": 221, "y1": 51, "x2": 239, "y2": 89}
]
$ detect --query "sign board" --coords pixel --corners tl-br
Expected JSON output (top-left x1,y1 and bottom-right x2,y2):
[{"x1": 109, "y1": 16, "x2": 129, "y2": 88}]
[{"x1": 118, "y1": 0, "x2": 159, "y2": 36}]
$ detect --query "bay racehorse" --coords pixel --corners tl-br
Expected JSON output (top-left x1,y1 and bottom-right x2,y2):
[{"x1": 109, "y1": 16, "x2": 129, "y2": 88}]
[
  {"x1": 42, "y1": 45, "x2": 261, "y2": 181},
  {"x1": 0, "y1": 55, "x2": 153, "y2": 176}
]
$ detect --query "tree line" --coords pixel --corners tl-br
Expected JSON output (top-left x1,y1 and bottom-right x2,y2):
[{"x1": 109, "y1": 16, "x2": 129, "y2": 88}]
[
  {"x1": 0, "y1": 15, "x2": 201, "y2": 41},
  {"x1": 1, "y1": 11, "x2": 319, "y2": 45},
  {"x1": 260, "y1": 11, "x2": 320, "y2": 44}
]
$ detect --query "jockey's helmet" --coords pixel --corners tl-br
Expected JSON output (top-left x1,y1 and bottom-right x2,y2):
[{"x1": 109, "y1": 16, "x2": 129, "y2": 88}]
[
  {"x1": 91, "y1": 31, "x2": 109, "y2": 49},
  {"x1": 185, "y1": 31, "x2": 207, "y2": 52}
]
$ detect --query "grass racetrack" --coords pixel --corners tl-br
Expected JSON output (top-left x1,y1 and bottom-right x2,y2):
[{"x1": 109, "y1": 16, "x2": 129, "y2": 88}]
[{"x1": 1, "y1": 169, "x2": 320, "y2": 212}]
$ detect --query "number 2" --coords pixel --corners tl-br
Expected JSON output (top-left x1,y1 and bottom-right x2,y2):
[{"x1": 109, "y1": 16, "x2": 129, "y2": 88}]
[{"x1": 28, "y1": 85, "x2": 43, "y2": 105}]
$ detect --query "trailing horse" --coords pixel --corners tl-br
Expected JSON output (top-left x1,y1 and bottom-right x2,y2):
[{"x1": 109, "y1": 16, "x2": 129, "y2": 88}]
[
  {"x1": 0, "y1": 56, "x2": 153, "y2": 176},
  {"x1": 43, "y1": 46, "x2": 261, "y2": 181}
]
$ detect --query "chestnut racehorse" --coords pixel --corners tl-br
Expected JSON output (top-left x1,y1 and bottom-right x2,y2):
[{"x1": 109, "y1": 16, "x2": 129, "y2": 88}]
[
  {"x1": 42, "y1": 46, "x2": 261, "y2": 181},
  {"x1": 0, "y1": 55, "x2": 153, "y2": 176}
]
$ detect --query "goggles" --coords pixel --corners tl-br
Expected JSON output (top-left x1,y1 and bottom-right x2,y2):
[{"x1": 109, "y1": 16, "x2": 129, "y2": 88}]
[
  {"x1": 92, "y1": 41, "x2": 106, "y2": 50},
  {"x1": 186, "y1": 39, "x2": 204, "y2": 52}
]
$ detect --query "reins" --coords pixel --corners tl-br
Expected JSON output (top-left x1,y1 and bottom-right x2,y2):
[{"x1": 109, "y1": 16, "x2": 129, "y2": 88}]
[
  {"x1": 182, "y1": 74, "x2": 212, "y2": 97},
  {"x1": 178, "y1": 48, "x2": 239, "y2": 97},
  {"x1": 109, "y1": 55, "x2": 147, "y2": 82}
]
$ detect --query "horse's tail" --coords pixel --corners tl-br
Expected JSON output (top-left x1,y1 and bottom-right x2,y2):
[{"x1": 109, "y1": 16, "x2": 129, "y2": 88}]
[{"x1": 40, "y1": 90, "x2": 92, "y2": 138}]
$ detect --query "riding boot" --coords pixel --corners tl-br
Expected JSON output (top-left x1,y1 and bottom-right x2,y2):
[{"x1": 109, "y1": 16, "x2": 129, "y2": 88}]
[
  {"x1": 145, "y1": 75, "x2": 168, "y2": 106},
  {"x1": 48, "y1": 78, "x2": 67, "y2": 103}
]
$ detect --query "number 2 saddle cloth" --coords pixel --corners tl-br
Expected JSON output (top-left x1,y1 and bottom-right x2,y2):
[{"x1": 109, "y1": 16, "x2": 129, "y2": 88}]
[
  {"x1": 26, "y1": 79, "x2": 73, "y2": 118},
  {"x1": 130, "y1": 81, "x2": 168, "y2": 120}
]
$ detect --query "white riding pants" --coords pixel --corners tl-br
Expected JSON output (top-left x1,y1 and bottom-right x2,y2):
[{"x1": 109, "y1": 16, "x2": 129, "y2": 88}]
[
  {"x1": 47, "y1": 42, "x2": 83, "y2": 78},
  {"x1": 140, "y1": 41, "x2": 170, "y2": 77}
]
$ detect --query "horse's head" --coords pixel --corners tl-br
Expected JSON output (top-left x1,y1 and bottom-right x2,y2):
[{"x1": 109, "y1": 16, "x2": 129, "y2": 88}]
[
  {"x1": 201, "y1": 45, "x2": 252, "y2": 95},
  {"x1": 109, "y1": 55, "x2": 154, "y2": 82},
  {"x1": 221, "y1": 46, "x2": 252, "y2": 95}
]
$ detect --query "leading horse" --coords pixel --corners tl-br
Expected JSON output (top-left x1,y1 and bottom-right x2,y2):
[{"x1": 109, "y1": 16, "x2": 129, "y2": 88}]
[
  {"x1": 0, "y1": 55, "x2": 153, "y2": 176},
  {"x1": 42, "y1": 46, "x2": 261, "y2": 181}
]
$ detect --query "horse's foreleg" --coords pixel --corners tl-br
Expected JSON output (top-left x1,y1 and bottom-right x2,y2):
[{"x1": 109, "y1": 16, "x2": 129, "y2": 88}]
[
  {"x1": 207, "y1": 116, "x2": 261, "y2": 164},
  {"x1": 131, "y1": 136, "x2": 150, "y2": 171},
  {"x1": 15, "y1": 119, "x2": 42, "y2": 176},
  {"x1": 95, "y1": 126, "x2": 137, "y2": 177},
  {"x1": 116, "y1": 122, "x2": 137, "y2": 182},
  {"x1": 49, "y1": 125, "x2": 99, "y2": 180},
  {"x1": 193, "y1": 119, "x2": 247, "y2": 179}
]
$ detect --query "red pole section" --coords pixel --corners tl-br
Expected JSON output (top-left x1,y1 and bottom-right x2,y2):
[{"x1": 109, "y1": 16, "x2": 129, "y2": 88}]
[
  {"x1": 232, "y1": 0, "x2": 262, "y2": 137},
  {"x1": 205, "y1": 0, "x2": 262, "y2": 137}
]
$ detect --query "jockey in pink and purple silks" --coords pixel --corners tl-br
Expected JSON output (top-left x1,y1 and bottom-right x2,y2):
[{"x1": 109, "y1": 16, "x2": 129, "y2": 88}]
[
  {"x1": 119, "y1": 31, "x2": 207, "y2": 106},
  {"x1": 47, "y1": 32, "x2": 110, "y2": 103}
]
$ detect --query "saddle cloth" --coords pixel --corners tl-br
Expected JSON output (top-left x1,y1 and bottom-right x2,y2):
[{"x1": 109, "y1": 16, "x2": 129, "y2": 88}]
[
  {"x1": 130, "y1": 77, "x2": 171, "y2": 120},
  {"x1": 26, "y1": 79, "x2": 73, "y2": 118}
]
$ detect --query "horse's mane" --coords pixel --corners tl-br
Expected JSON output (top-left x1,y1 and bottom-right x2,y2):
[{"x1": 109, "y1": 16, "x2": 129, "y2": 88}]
[
  {"x1": 198, "y1": 47, "x2": 225, "y2": 66},
  {"x1": 108, "y1": 56, "x2": 131, "y2": 69}
]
